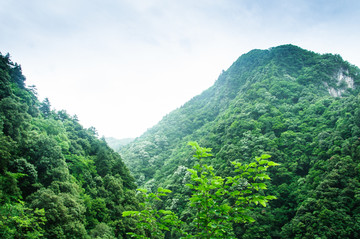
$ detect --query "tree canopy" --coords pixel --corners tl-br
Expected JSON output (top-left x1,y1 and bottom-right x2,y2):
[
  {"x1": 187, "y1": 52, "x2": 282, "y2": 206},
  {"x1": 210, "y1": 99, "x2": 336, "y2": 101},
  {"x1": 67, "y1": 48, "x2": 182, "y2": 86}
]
[
  {"x1": 0, "y1": 52, "x2": 139, "y2": 238},
  {"x1": 2, "y1": 44, "x2": 360, "y2": 238},
  {"x1": 120, "y1": 45, "x2": 360, "y2": 238}
]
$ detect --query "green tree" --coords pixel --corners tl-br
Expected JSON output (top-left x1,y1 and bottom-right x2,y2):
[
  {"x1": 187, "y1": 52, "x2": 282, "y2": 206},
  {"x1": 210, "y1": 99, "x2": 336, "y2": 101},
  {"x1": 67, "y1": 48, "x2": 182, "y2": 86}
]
[
  {"x1": 0, "y1": 201, "x2": 46, "y2": 239},
  {"x1": 123, "y1": 142, "x2": 278, "y2": 238},
  {"x1": 39, "y1": 98, "x2": 51, "y2": 118},
  {"x1": 28, "y1": 188, "x2": 87, "y2": 239},
  {"x1": 123, "y1": 187, "x2": 183, "y2": 239},
  {"x1": 184, "y1": 142, "x2": 278, "y2": 238}
]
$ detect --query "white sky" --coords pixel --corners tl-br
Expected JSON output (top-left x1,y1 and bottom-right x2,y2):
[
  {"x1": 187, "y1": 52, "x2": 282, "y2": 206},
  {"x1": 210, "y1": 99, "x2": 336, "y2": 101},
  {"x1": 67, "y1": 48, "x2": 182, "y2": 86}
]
[{"x1": 1, "y1": 0, "x2": 360, "y2": 139}]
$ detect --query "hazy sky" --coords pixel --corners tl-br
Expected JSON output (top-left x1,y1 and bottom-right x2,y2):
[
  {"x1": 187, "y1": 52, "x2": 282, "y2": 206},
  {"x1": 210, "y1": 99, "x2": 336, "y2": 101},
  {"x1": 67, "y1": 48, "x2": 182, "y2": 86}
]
[{"x1": 1, "y1": 0, "x2": 360, "y2": 139}]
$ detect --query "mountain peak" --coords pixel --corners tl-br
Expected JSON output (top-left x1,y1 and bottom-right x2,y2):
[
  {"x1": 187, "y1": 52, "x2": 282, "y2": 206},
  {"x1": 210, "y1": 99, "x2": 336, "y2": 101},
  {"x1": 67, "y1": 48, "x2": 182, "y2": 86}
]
[
  {"x1": 121, "y1": 44, "x2": 360, "y2": 183},
  {"x1": 224, "y1": 44, "x2": 359, "y2": 97},
  {"x1": 120, "y1": 45, "x2": 360, "y2": 237}
]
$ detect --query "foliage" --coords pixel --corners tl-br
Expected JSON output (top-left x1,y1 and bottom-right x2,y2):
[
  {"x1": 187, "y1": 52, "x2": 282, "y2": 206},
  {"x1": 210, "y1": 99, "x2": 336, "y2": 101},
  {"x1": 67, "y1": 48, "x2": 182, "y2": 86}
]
[
  {"x1": 123, "y1": 187, "x2": 183, "y2": 238},
  {"x1": 185, "y1": 142, "x2": 278, "y2": 238},
  {"x1": 2, "y1": 44, "x2": 360, "y2": 238},
  {"x1": 120, "y1": 45, "x2": 360, "y2": 238},
  {"x1": 0, "y1": 200, "x2": 46, "y2": 239},
  {"x1": 123, "y1": 142, "x2": 278, "y2": 238},
  {"x1": 0, "y1": 52, "x2": 139, "y2": 238}
]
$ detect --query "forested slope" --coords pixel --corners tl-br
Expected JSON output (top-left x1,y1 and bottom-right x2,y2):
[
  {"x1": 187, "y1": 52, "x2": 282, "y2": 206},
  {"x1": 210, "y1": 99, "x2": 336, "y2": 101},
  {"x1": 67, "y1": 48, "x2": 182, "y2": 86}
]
[
  {"x1": 120, "y1": 45, "x2": 360, "y2": 238},
  {"x1": 0, "y1": 53, "x2": 139, "y2": 238}
]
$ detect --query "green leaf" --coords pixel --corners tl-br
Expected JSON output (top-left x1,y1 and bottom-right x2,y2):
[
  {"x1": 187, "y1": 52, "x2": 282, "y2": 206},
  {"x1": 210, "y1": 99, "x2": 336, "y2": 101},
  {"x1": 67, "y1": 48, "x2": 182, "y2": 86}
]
[
  {"x1": 187, "y1": 141, "x2": 199, "y2": 148},
  {"x1": 187, "y1": 169, "x2": 197, "y2": 175},
  {"x1": 257, "y1": 166, "x2": 267, "y2": 171},
  {"x1": 268, "y1": 161, "x2": 280, "y2": 166},
  {"x1": 137, "y1": 188, "x2": 148, "y2": 193},
  {"x1": 242, "y1": 215, "x2": 256, "y2": 223},
  {"x1": 249, "y1": 162, "x2": 257, "y2": 168},
  {"x1": 247, "y1": 168, "x2": 256, "y2": 173},
  {"x1": 185, "y1": 183, "x2": 194, "y2": 189},
  {"x1": 255, "y1": 173, "x2": 271, "y2": 180},
  {"x1": 261, "y1": 154, "x2": 271, "y2": 159},
  {"x1": 266, "y1": 195, "x2": 277, "y2": 200},
  {"x1": 158, "y1": 187, "x2": 172, "y2": 194},
  {"x1": 258, "y1": 183, "x2": 267, "y2": 190},
  {"x1": 159, "y1": 210, "x2": 173, "y2": 215},
  {"x1": 122, "y1": 211, "x2": 139, "y2": 217},
  {"x1": 259, "y1": 199, "x2": 267, "y2": 207},
  {"x1": 225, "y1": 177, "x2": 234, "y2": 184}
]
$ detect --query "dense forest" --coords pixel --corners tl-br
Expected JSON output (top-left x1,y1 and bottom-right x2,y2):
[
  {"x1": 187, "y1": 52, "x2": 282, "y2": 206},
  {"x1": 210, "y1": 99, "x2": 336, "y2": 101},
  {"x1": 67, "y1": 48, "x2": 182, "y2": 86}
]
[
  {"x1": 0, "y1": 53, "x2": 140, "y2": 238},
  {"x1": 120, "y1": 45, "x2": 360, "y2": 238},
  {"x1": 2, "y1": 44, "x2": 360, "y2": 238}
]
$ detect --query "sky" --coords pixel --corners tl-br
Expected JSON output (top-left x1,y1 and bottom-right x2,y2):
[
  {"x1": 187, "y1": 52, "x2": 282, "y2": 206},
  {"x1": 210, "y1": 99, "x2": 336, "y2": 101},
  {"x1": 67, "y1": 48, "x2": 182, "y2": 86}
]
[{"x1": 1, "y1": 0, "x2": 360, "y2": 139}]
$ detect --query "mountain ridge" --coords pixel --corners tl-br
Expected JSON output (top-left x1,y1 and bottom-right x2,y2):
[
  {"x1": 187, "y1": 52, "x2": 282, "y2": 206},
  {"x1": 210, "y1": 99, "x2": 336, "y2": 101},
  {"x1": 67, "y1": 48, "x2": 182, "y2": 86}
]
[
  {"x1": 120, "y1": 44, "x2": 360, "y2": 238},
  {"x1": 121, "y1": 44, "x2": 359, "y2": 183}
]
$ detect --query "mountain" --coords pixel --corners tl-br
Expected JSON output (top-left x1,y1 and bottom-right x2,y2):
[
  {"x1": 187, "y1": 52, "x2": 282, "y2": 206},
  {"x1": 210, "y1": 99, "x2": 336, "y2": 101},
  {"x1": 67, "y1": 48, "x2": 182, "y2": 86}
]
[
  {"x1": 105, "y1": 137, "x2": 134, "y2": 152},
  {"x1": 120, "y1": 45, "x2": 360, "y2": 238},
  {"x1": 0, "y1": 53, "x2": 139, "y2": 238}
]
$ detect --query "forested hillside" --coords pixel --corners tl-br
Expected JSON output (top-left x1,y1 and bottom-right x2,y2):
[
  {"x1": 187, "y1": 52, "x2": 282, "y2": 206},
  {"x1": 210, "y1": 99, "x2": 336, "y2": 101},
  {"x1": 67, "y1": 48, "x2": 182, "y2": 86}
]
[
  {"x1": 0, "y1": 53, "x2": 140, "y2": 238},
  {"x1": 2, "y1": 44, "x2": 360, "y2": 238},
  {"x1": 120, "y1": 45, "x2": 360, "y2": 238},
  {"x1": 105, "y1": 137, "x2": 134, "y2": 152}
]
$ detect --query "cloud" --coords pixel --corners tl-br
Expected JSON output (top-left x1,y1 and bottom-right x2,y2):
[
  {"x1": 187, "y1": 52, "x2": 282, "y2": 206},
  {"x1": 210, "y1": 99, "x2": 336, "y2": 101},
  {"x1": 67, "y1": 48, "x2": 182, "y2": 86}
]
[{"x1": 1, "y1": 0, "x2": 360, "y2": 138}]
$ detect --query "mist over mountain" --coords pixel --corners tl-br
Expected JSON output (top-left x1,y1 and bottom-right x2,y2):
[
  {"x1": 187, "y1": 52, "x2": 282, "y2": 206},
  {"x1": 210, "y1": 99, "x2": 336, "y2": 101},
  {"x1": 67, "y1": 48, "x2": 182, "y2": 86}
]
[
  {"x1": 120, "y1": 44, "x2": 360, "y2": 238},
  {"x1": 105, "y1": 137, "x2": 134, "y2": 152}
]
